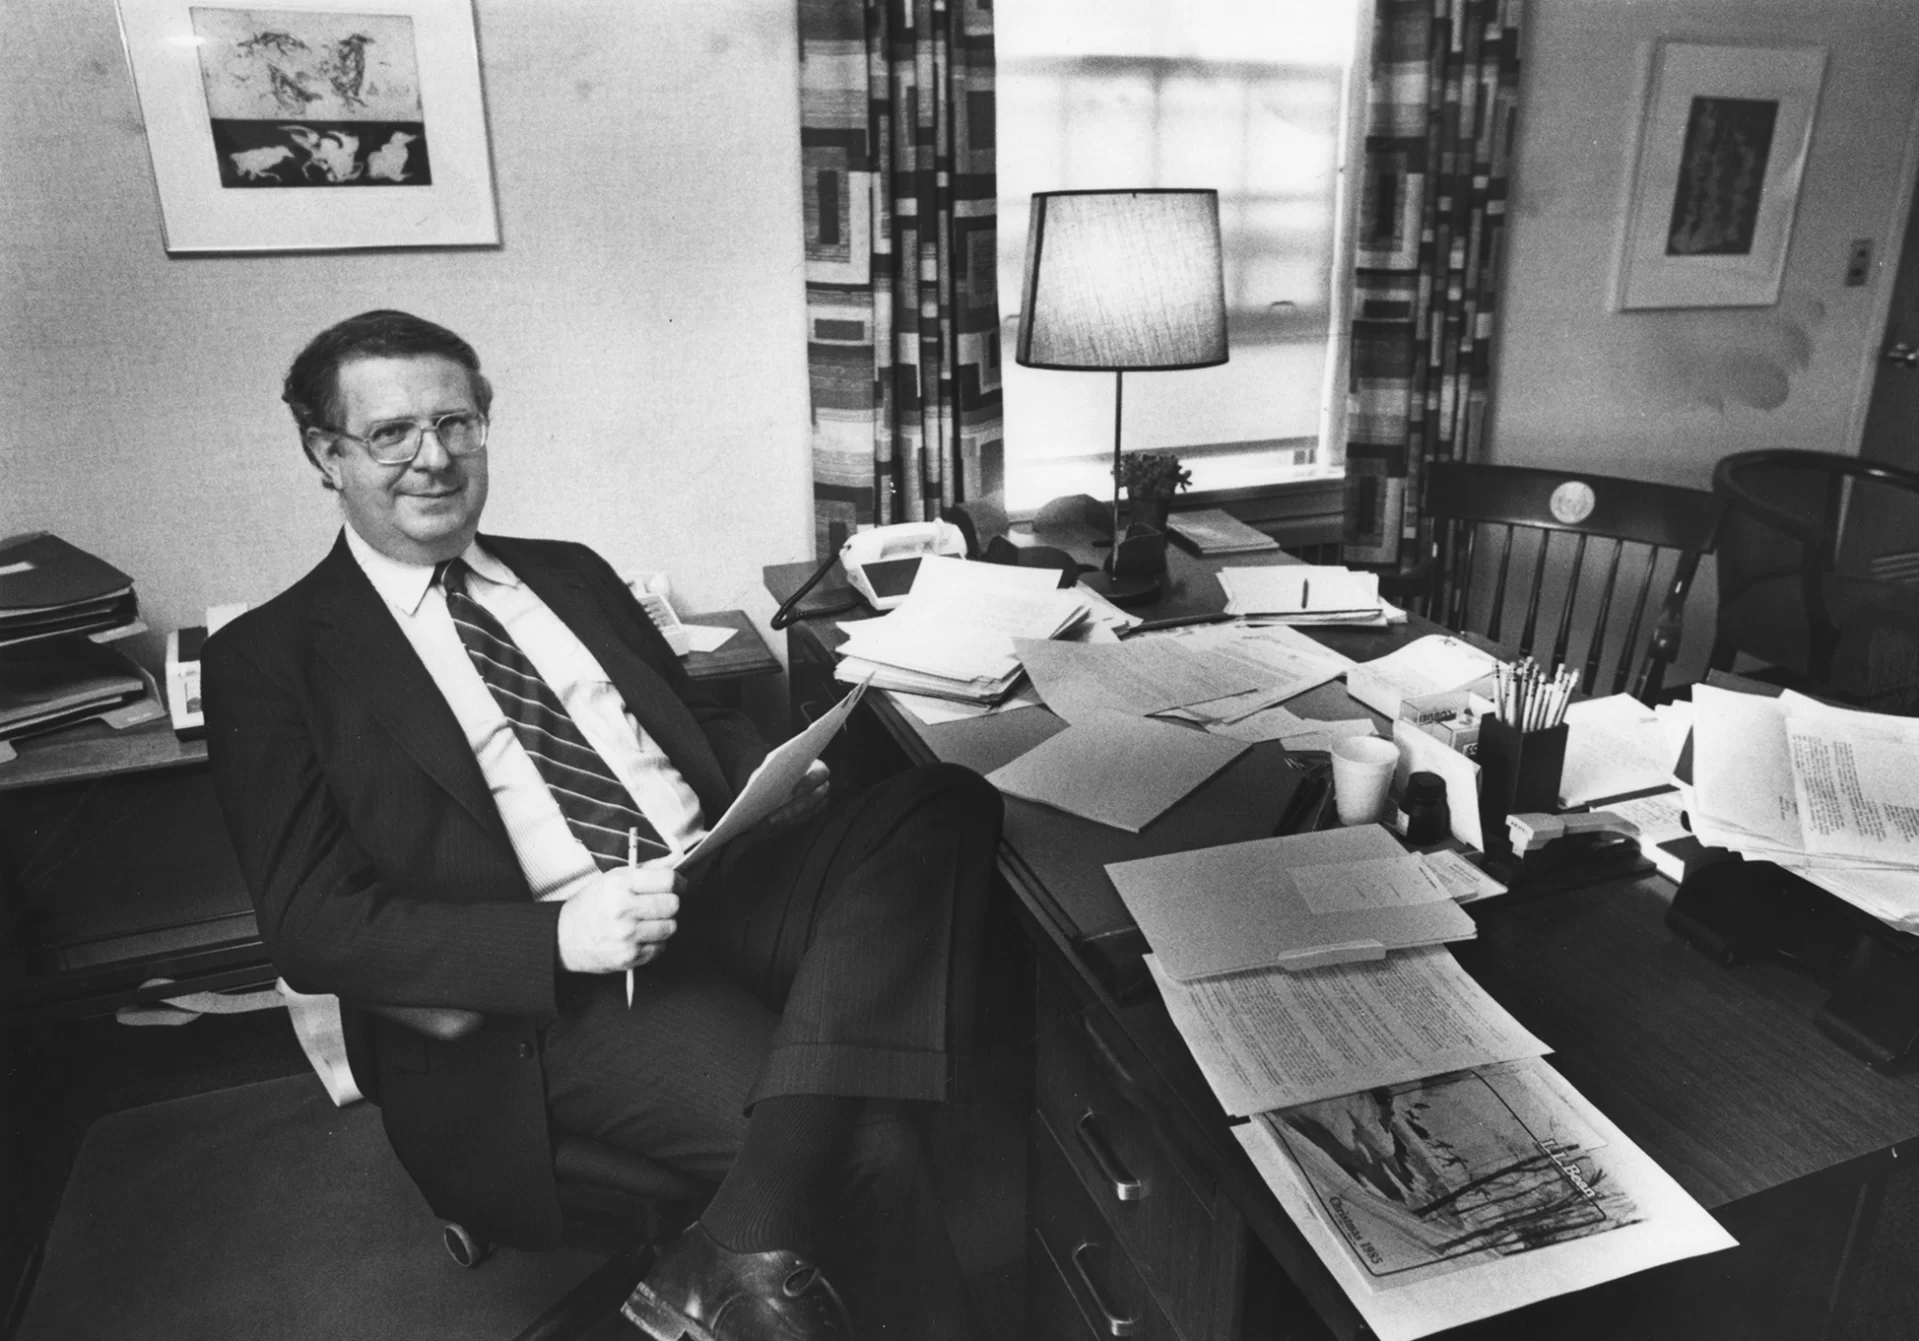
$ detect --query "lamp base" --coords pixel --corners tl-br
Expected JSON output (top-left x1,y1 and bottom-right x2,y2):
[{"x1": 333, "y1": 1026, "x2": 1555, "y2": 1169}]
[{"x1": 1082, "y1": 569, "x2": 1161, "y2": 608}]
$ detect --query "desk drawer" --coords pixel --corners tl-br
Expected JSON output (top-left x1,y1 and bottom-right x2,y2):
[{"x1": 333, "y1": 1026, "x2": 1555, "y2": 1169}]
[
  {"x1": 1035, "y1": 970, "x2": 1243, "y2": 1339},
  {"x1": 1031, "y1": 1114, "x2": 1180, "y2": 1341}
]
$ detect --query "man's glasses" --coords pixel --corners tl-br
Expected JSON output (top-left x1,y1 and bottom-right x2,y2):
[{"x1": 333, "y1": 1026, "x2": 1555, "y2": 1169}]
[{"x1": 326, "y1": 411, "x2": 489, "y2": 466}]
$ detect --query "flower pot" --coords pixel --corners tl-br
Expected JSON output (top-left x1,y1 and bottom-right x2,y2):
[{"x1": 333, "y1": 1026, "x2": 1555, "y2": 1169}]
[{"x1": 1126, "y1": 491, "x2": 1172, "y2": 535}]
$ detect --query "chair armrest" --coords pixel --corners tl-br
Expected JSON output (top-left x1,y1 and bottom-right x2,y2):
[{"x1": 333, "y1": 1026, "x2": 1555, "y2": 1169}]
[
  {"x1": 362, "y1": 1002, "x2": 485, "y2": 1042},
  {"x1": 1376, "y1": 554, "x2": 1440, "y2": 604}
]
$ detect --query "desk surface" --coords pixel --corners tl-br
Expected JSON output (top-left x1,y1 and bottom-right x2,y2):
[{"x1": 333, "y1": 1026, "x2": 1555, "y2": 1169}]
[{"x1": 766, "y1": 542, "x2": 1919, "y2": 1335}]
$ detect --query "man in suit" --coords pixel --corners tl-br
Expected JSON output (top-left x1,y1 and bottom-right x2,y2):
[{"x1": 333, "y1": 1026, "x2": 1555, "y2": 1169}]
[{"x1": 205, "y1": 310, "x2": 1003, "y2": 1340}]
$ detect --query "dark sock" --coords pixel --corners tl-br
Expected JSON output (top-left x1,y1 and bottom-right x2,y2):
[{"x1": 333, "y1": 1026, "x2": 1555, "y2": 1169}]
[{"x1": 700, "y1": 1094, "x2": 860, "y2": 1258}]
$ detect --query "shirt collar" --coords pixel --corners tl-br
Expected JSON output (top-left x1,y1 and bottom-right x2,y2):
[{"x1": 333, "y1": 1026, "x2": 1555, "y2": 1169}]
[{"x1": 341, "y1": 524, "x2": 520, "y2": 618}]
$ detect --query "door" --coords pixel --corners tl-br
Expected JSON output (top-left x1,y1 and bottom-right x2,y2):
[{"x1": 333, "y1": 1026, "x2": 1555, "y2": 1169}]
[{"x1": 1858, "y1": 189, "x2": 1919, "y2": 473}]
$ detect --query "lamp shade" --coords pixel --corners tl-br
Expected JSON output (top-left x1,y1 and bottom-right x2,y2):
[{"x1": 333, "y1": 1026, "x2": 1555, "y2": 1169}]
[{"x1": 1016, "y1": 189, "x2": 1229, "y2": 372}]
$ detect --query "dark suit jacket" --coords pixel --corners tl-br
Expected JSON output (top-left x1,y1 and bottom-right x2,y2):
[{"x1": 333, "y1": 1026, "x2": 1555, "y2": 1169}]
[{"x1": 203, "y1": 532, "x2": 768, "y2": 1247}]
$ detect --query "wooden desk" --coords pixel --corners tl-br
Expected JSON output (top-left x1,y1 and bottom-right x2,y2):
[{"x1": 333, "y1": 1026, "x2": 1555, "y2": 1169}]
[
  {"x1": 765, "y1": 545, "x2": 1919, "y2": 1340},
  {"x1": 679, "y1": 609, "x2": 781, "y2": 707}
]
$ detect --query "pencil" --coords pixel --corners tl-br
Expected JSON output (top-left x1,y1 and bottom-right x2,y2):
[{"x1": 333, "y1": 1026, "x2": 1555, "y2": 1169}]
[{"x1": 625, "y1": 827, "x2": 638, "y2": 1009}]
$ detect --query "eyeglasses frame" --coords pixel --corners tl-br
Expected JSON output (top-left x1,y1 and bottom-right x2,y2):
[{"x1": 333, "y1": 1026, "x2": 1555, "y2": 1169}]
[{"x1": 319, "y1": 410, "x2": 491, "y2": 467}]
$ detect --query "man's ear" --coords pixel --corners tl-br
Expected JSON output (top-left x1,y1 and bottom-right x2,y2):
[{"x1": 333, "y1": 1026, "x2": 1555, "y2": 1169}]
[{"x1": 305, "y1": 427, "x2": 346, "y2": 491}]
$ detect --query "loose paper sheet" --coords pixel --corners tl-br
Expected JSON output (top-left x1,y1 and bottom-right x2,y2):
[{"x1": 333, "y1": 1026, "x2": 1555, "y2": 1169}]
[
  {"x1": 1393, "y1": 723, "x2": 1485, "y2": 852},
  {"x1": 1594, "y1": 790, "x2": 1691, "y2": 882},
  {"x1": 1014, "y1": 637, "x2": 1265, "y2": 724},
  {"x1": 985, "y1": 708, "x2": 1249, "y2": 833},
  {"x1": 678, "y1": 678, "x2": 868, "y2": 874},
  {"x1": 1559, "y1": 694, "x2": 1678, "y2": 807},
  {"x1": 1106, "y1": 825, "x2": 1476, "y2": 979},
  {"x1": 680, "y1": 623, "x2": 737, "y2": 654},
  {"x1": 1235, "y1": 1057, "x2": 1737, "y2": 1341},
  {"x1": 1147, "y1": 948, "x2": 1548, "y2": 1115},
  {"x1": 1420, "y1": 849, "x2": 1508, "y2": 902}
]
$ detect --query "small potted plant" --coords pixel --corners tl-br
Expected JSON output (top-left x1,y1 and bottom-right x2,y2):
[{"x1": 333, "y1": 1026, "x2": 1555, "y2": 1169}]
[{"x1": 1114, "y1": 451, "x2": 1192, "y2": 534}]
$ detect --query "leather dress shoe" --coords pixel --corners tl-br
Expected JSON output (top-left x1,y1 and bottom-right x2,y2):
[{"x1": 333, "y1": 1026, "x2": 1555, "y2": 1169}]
[{"x1": 622, "y1": 1224, "x2": 854, "y2": 1341}]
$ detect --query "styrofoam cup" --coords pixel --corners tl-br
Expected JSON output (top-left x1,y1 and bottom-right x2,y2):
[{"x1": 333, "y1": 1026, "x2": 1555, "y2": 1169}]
[{"x1": 1330, "y1": 736, "x2": 1399, "y2": 826}]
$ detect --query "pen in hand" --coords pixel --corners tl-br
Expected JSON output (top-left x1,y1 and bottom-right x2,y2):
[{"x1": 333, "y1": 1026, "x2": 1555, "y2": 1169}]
[{"x1": 625, "y1": 827, "x2": 638, "y2": 1009}]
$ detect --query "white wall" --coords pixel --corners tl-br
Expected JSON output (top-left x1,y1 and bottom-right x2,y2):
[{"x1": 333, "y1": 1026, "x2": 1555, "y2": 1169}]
[
  {"x1": 1489, "y1": 0, "x2": 1919, "y2": 487},
  {"x1": 0, "y1": 1, "x2": 812, "y2": 702}
]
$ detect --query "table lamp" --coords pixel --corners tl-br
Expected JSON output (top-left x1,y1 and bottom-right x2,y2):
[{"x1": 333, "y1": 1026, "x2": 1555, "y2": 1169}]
[{"x1": 1015, "y1": 188, "x2": 1229, "y2": 604}]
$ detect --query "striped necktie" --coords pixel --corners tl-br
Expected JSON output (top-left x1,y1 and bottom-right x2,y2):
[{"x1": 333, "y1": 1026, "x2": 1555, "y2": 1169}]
[{"x1": 439, "y1": 558, "x2": 667, "y2": 870}]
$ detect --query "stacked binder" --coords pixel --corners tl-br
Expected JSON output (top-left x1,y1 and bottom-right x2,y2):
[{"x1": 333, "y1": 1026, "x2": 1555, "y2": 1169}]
[
  {"x1": 0, "y1": 532, "x2": 153, "y2": 744},
  {"x1": 0, "y1": 531, "x2": 142, "y2": 647}
]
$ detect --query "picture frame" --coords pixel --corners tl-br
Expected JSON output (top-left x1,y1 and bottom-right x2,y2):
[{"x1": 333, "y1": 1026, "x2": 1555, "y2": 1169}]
[
  {"x1": 1612, "y1": 42, "x2": 1825, "y2": 310},
  {"x1": 115, "y1": 0, "x2": 498, "y2": 253}
]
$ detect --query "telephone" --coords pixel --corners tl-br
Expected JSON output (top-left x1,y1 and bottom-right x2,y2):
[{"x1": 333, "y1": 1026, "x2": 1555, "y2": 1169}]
[
  {"x1": 772, "y1": 519, "x2": 970, "y2": 629},
  {"x1": 165, "y1": 602, "x2": 250, "y2": 738},
  {"x1": 623, "y1": 571, "x2": 692, "y2": 656}
]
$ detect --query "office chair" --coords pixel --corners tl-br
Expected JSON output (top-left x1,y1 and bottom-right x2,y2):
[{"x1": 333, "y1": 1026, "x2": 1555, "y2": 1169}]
[
  {"x1": 1711, "y1": 449, "x2": 1919, "y2": 713},
  {"x1": 1391, "y1": 461, "x2": 1724, "y2": 703},
  {"x1": 363, "y1": 1004, "x2": 711, "y2": 1341}
]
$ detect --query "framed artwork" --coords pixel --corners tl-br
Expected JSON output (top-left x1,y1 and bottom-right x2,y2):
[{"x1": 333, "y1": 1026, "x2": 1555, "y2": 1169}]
[
  {"x1": 115, "y1": 0, "x2": 498, "y2": 253},
  {"x1": 1612, "y1": 42, "x2": 1825, "y2": 310}
]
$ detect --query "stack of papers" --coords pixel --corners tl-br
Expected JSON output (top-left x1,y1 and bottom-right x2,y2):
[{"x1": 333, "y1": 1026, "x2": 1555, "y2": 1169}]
[
  {"x1": 1108, "y1": 823, "x2": 1733, "y2": 1339},
  {"x1": 834, "y1": 556, "x2": 1088, "y2": 703},
  {"x1": 1165, "y1": 507, "x2": 1282, "y2": 555},
  {"x1": 1345, "y1": 635, "x2": 1502, "y2": 719},
  {"x1": 1106, "y1": 825, "x2": 1477, "y2": 975},
  {"x1": 1, "y1": 531, "x2": 142, "y2": 648},
  {"x1": 1218, "y1": 564, "x2": 1397, "y2": 626},
  {"x1": 1557, "y1": 693, "x2": 1686, "y2": 807},
  {"x1": 1689, "y1": 685, "x2": 1919, "y2": 931}
]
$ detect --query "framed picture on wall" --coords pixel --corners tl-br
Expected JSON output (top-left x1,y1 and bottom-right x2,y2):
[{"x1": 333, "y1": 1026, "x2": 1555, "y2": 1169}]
[
  {"x1": 1612, "y1": 42, "x2": 1825, "y2": 310},
  {"x1": 115, "y1": 0, "x2": 498, "y2": 253}
]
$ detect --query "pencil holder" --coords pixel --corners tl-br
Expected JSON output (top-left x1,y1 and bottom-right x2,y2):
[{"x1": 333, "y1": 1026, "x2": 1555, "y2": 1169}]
[{"x1": 1476, "y1": 718, "x2": 1568, "y2": 858}]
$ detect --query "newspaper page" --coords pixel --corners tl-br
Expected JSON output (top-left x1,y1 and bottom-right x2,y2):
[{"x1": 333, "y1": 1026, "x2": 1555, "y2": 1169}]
[
  {"x1": 1146, "y1": 949, "x2": 1547, "y2": 1115},
  {"x1": 1234, "y1": 1056, "x2": 1736, "y2": 1341}
]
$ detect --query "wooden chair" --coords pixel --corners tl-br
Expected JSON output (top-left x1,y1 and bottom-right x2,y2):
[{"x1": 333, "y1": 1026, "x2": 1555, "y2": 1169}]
[
  {"x1": 1711, "y1": 449, "x2": 1919, "y2": 712},
  {"x1": 1398, "y1": 461, "x2": 1724, "y2": 703}
]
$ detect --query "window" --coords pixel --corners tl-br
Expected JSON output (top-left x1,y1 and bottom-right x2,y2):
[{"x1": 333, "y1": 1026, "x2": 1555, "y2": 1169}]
[{"x1": 996, "y1": 0, "x2": 1364, "y2": 511}]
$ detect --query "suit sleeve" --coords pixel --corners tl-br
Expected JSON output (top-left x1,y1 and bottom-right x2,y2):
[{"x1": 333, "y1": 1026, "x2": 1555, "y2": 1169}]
[
  {"x1": 204, "y1": 626, "x2": 565, "y2": 1019},
  {"x1": 572, "y1": 545, "x2": 769, "y2": 791}
]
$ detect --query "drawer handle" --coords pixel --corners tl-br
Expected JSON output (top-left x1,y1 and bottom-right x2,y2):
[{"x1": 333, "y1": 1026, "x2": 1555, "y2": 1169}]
[
  {"x1": 1076, "y1": 1111, "x2": 1146, "y2": 1202},
  {"x1": 1070, "y1": 1240, "x2": 1139, "y2": 1337}
]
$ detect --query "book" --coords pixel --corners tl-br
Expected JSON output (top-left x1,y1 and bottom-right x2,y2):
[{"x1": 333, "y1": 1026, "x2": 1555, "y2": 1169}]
[{"x1": 1166, "y1": 507, "x2": 1282, "y2": 555}]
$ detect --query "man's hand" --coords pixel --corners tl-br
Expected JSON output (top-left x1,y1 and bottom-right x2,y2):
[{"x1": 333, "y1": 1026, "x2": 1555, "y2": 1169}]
[
  {"x1": 556, "y1": 865, "x2": 683, "y2": 974},
  {"x1": 758, "y1": 759, "x2": 832, "y2": 835}
]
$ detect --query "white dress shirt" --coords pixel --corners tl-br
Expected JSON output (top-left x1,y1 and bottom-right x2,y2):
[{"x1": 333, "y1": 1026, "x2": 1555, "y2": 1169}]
[{"x1": 343, "y1": 525, "x2": 707, "y2": 902}]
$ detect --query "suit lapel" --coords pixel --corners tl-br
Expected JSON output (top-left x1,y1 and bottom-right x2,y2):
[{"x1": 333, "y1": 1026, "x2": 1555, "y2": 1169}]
[
  {"x1": 307, "y1": 537, "x2": 511, "y2": 848},
  {"x1": 496, "y1": 539, "x2": 733, "y2": 814}
]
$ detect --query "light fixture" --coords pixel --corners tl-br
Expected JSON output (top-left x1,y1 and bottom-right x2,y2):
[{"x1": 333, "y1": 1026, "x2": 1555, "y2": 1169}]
[{"x1": 1015, "y1": 188, "x2": 1229, "y2": 603}]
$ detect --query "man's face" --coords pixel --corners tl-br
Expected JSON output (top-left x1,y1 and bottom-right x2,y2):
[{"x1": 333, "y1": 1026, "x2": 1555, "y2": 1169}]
[{"x1": 313, "y1": 354, "x2": 489, "y2": 566}]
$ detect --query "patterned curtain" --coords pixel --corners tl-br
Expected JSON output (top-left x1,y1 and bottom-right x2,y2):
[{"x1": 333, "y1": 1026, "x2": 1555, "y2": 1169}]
[
  {"x1": 1341, "y1": 0, "x2": 1523, "y2": 571},
  {"x1": 797, "y1": 0, "x2": 1003, "y2": 559}
]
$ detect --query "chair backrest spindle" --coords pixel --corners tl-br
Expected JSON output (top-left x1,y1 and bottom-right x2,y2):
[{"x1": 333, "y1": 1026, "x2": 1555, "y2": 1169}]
[{"x1": 1415, "y1": 462, "x2": 1722, "y2": 704}]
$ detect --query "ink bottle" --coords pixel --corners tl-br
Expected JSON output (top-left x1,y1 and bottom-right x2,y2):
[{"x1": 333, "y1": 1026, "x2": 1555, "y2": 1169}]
[{"x1": 1403, "y1": 771, "x2": 1450, "y2": 846}]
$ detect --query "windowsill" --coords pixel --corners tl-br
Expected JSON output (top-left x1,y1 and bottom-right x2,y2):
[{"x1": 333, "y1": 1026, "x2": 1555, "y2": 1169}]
[{"x1": 1005, "y1": 448, "x2": 1344, "y2": 521}]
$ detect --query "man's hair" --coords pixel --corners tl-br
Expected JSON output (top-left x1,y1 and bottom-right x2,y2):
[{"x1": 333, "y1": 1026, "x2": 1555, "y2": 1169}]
[{"x1": 283, "y1": 310, "x2": 494, "y2": 484}]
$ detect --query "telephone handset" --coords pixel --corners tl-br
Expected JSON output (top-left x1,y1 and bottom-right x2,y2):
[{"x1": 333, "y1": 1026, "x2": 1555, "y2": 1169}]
[{"x1": 771, "y1": 519, "x2": 970, "y2": 630}]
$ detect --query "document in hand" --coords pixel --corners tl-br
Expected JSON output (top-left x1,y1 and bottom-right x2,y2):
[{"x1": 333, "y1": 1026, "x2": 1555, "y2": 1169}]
[
  {"x1": 1234, "y1": 1055, "x2": 1736, "y2": 1341},
  {"x1": 676, "y1": 677, "x2": 869, "y2": 875},
  {"x1": 1218, "y1": 565, "x2": 1387, "y2": 624},
  {"x1": 984, "y1": 708, "x2": 1248, "y2": 832},
  {"x1": 1345, "y1": 635, "x2": 1502, "y2": 720},
  {"x1": 1105, "y1": 824, "x2": 1476, "y2": 978},
  {"x1": 1145, "y1": 946, "x2": 1549, "y2": 1115}
]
